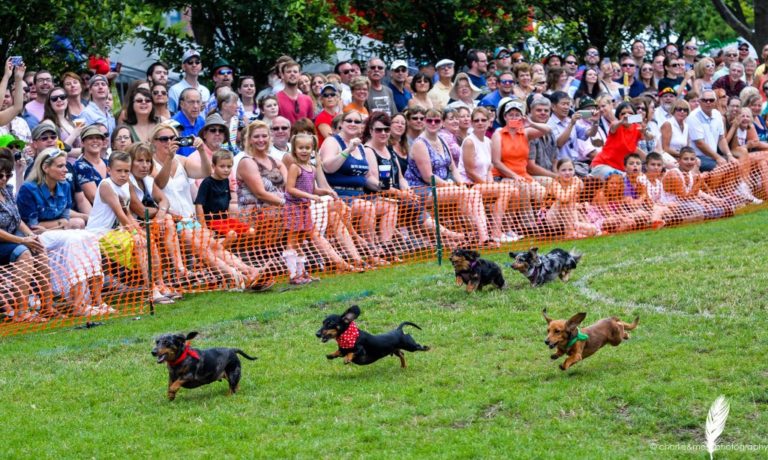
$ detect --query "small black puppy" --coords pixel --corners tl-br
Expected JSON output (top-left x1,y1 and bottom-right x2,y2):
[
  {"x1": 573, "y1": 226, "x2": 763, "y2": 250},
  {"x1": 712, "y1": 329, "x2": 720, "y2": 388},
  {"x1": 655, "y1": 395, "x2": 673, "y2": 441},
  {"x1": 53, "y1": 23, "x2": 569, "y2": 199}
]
[
  {"x1": 316, "y1": 305, "x2": 430, "y2": 367},
  {"x1": 508, "y1": 247, "x2": 582, "y2": 287},
  {"x1": 449, "y1": 248, "x2": 505, "y2": 292},
  {"x1": 152, "y1": 331, "x2": 257, "y2": 401}
]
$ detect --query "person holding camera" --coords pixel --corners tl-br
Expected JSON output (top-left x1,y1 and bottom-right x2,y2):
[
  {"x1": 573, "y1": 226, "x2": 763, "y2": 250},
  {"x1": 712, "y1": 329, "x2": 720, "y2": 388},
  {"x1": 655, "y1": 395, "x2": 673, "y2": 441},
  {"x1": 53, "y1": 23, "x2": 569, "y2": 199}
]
[
  {"x1": 171, "y1": 88, "x2": 205, "y2": 157},
  {"x1": 590, "y1": 102, "x2": 649, "y2": 178}
]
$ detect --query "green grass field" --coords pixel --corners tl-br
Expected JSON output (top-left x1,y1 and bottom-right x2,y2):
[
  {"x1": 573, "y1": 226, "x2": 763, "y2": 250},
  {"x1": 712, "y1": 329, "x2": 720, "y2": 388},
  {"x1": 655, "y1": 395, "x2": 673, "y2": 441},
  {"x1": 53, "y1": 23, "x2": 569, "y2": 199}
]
[{"x1": 2, "y1": 209, "x2": 768, "y2": 459}]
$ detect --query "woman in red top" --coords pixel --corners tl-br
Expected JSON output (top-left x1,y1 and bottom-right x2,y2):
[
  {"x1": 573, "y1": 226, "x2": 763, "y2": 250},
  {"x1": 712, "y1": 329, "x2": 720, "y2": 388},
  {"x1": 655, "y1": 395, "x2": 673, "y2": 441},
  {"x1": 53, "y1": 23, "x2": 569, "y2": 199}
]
[
  {"x1": 314, "y1": 83, "x2": 340, "y2": 146},
  {"x1": 490, "y1": 97, "x2": 551, "y2": 234},
  {"x1": 590, "y1": 102, "x2": 646, "y2": 178}
]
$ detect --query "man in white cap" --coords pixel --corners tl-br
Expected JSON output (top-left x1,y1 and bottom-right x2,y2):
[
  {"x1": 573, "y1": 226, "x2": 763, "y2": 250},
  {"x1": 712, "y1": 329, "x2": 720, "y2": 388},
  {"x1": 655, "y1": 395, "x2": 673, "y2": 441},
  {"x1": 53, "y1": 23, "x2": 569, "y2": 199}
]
[
  {"x1": 168, "y1": 50, "x2": 211, "y2": 114},
  {"x1": 366, "y1": 57, "x2": 397, "y2": 116},
  {"x1": 428, "y1": 59, "x2": 455, "y2": 110},
  {"x1": 80, "y1": 75, "x2": 115, "y2": 136},
  {"x1": 388, "y1": 59, "x2": 412, "y2": 112}
]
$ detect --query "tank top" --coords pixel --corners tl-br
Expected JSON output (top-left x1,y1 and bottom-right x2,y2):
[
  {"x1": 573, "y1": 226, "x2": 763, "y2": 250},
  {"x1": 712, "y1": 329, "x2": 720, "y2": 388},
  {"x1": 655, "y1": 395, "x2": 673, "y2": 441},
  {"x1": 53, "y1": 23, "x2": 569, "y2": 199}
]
[
  {"x1": 237, "y1": 155, "x2": 285, "y2": 210},
  {"x1": 405, "y1": 137, "x2": 452, "y2": 186},
  {"x1": 325, "y1": 134, "x2": 369, "y2": 191},
  {"x1": 458, "y1": 132, "x2": 491, "y2": 183},
  {"x1": 285, "y1": 166, "x2": 315, "y2": 204},
  {"x1": 492, "y1": 128, "x2": 531, "y2": 181},
  {"x1": 368, "y1": 145, "x2": 400, "y2": 191},
  {"x1": 155, "y1": 157, "x2": 195, "y2": 218},
  {"x1": 754, "y1": 116, "x2": 768, "y2": 142},
  {"x1": 664, "y1": 119, "x2": 689, "y2": 152},
  {"x1": 86, "y1": 178, "x2": 131, "y2": 234}
]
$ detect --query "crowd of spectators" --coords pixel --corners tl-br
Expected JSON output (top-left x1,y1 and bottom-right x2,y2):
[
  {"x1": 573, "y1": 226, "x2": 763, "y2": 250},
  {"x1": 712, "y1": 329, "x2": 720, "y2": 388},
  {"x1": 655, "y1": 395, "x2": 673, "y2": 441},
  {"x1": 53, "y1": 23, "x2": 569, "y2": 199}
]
[{"x1": 2, "y1": 38, "x2": 768, "y2": 322}]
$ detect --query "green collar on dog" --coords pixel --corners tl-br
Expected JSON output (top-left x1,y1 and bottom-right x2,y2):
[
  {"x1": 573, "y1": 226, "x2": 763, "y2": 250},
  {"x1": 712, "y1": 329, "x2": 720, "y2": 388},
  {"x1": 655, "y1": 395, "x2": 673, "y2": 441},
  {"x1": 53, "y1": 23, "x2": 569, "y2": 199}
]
[{"x1": 566, "y1": 328, "x2": 589, "y2": 348}]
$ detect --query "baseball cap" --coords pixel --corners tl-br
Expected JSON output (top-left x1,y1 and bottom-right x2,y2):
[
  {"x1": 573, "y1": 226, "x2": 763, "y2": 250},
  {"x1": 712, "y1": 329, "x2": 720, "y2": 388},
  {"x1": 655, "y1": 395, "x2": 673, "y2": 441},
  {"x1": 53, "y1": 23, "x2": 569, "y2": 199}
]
[
  {"x1": 578, "y1": 97, "x2": 597, "y2": 110},
  {"x1": 182, "y1": 49, "x2": 201, "y2": 64},
  {"x1": 390, "y1": 59, "x2": 408, "y2": 70},
  {"x1": 319, "y1": 83, "x2": 338, "y2": 95},
  {"x1": 494, "y1": 47, "x2": 511, "y2": 59},
  {"x1": 81, "y1": 125, "x2": 106, "y2": 140},
  {"x1": 31, "y1": 122, "x2": 58, "y2": 140},
  {"x1": 497, "y1": 97, "x2": 525, "y2": 126},
  {"x1": 0, "y1": 134, "x2": 25, "y2": 150},
  {"x1": 436, "y1": 59, "x2": 455, "y2": 69},
  {"x1": 658, "y1": 86, "x2": 676, "y2": 97},
  {"x1": 88, "y1": 75, "x2": 108, "y2": 88}
]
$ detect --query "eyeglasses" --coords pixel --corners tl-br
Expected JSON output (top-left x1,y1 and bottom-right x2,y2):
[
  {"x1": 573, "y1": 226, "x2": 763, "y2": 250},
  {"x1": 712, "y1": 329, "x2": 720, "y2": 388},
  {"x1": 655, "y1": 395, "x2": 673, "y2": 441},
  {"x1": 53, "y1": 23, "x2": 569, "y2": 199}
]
[
  {"x1": 670, "y1": 63, "x2": 683, "y2": 67},
  {"x1": 36, "y1": 77, "x2": 53, "y2": 83},
  {"x1": 621, "y1": 63, "x2": 636, "y2": 68},
  {"x1": 685, "y1": 45, "x2": 698, "y2": 51},
  {"x1": 321, "y1": 92, "x2": 337, "y2": 98},
  {"x1": 217, "y1": 69, "x2": 233, "y2": 75},
  {"x1": 424, "y1": 118, "x2": 441, "y2": 124},
  {"x1": 674, "y1": 107, "x2": 690, "y2": 113},
  {"x1": 343, "y1": 119, "x2": 363, "y2": 124},
  {"x1": 293, "y1": 99, "x2": 299, "y2": 114},
  {"x1": 115, "y1": 135, "x2": 131, "y2": 142},
  {"x1": 373, "y1": 127, "x2": 390, "y2": 133},
  {"x1": 700, "y1": 98, "x2": 716, "y2": 103},
  {"x1": 207, "y1": 127, "x2": 226, "y2": 134},
  {"x1": 725, "y1": 53, "x2": 738, "y2": 58},
  {"x1": 498, "y1": 53, "x2": 510, "y2": 59},
  {"x1": 472, "y1": 118, "x2": 488, "y2": 123},
  {"x1": 586, "y1": 51, "x2": 599, "y2": 57},
  {"x1": 152, "y1": 90, "x2": 167, "y2": 96},
  {"x1": 633, "y1": 106, "x2": 646, "y2": 112},
  {"x1": 393, "y1": 67, "x2": 408, "y2": 73},
  {"x1": 565, "y1": 60, "x2": 577, "y2": 65},
  {"x1": 369, "y1": 65, "x2": 384, "y2": 71},
  {"x1": 271, "y1": 126, "x2": 290, "y2": 131},
  {"x1": 134, "y1": 98, "x2": 151, "y2": 104},
  {"x1": 38, "y1": 135, "x2": 57, "y2": 142},
  {"x1": 49, "y1": 94, "x2": 67, "y2": 102},
  {"x1": 185, "y1": 59, "x2": 201, "y2": 65},
  {"x1": 439, "y1": 65, "x2": 454, "y2": 70},
  {"x1": 499, "y1": 79, "x2": 514, "y2": 85},
  {"x1": 409, "y1": 116, "x2": 424, "y2": 121},
  {"x1": 154, "y1": 135, "x2": 177, "y2": 142}
]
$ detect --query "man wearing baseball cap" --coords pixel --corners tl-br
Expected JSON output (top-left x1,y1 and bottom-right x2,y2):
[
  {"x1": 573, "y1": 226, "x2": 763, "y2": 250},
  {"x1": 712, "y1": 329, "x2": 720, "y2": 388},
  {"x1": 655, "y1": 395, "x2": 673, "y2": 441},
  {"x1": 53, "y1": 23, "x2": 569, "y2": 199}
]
[
  {"x1": 428, "y1": 59, "x2": 455, "y2": 110},
  {"x1": 168, "y1": 49, "x2": 211, "y2": 114},
  {"x1": 79, "y1": 75, "x2": 115, "y2": 136},
  {"x1": 388, "y1": 60, "x2": 412, "y2": 112}
]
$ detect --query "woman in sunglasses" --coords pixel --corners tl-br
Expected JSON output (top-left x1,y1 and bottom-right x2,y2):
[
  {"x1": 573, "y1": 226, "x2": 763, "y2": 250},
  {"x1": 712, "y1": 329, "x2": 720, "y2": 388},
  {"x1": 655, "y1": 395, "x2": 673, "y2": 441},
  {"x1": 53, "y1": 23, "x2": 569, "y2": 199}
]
[
  {"x1": 314, "y1": 83, "x2": 340, "y2": 146},
  {"x1": 125, "y1": 87, "x2": 161, "y2": 143},
  {"x1": 42, "y1": 86, "x2": 81, "y2": 156},
  {"x1": 17, "y1": 147, "x2": 108, "y2": 317},
  {"x1": 151, "y1": 83, "x2": 171, "y2": 120}
]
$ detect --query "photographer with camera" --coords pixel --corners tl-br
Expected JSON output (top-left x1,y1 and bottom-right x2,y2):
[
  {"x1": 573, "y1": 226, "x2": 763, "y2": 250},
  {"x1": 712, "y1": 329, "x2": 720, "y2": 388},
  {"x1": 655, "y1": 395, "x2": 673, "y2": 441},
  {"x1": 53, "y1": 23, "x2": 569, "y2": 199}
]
[{"x1": 171, "y1": 88, "x2": 205, "y2": 157}]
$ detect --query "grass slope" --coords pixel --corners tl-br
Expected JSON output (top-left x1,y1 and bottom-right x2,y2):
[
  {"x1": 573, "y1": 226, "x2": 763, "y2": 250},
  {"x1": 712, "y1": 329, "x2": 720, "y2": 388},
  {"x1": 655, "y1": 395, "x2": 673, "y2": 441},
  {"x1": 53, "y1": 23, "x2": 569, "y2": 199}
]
[{"x1": 2, "y1": 210, "x2": 768, "y2": 459}]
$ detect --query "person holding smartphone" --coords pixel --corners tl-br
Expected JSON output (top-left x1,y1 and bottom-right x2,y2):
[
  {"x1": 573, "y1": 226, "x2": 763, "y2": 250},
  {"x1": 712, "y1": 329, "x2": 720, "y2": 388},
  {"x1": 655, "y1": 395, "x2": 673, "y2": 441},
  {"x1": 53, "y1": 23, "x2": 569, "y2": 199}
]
[{"x1": 590, "y1": 102, "x2": 648, "y2": 178}]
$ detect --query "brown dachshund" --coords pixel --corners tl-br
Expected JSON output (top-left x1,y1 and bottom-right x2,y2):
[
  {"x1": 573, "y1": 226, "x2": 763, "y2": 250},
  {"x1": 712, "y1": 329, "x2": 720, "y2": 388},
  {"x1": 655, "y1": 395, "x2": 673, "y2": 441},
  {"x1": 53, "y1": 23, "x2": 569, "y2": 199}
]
[{"x1": 543, "y1": 309, "x2": 639, "y2": 371}]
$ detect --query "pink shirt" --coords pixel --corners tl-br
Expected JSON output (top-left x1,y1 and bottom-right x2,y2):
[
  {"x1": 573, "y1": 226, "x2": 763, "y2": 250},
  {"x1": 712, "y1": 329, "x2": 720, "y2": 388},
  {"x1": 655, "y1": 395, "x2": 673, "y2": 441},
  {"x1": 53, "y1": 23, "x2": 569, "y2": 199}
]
[{"x1": 276, "y1": 91, "x2": 314, "y2": 124}]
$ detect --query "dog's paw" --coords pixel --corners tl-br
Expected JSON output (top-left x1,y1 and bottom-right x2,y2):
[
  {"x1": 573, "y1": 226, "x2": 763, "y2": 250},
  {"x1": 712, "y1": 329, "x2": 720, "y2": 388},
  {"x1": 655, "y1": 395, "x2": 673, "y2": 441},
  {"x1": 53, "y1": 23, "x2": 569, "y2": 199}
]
[
  {"x1": 167, "y1": 392, "x2": 176, "y2": 401},
  {"x1": 559, "y1": 363, "x2": 567, "y2": 371},
  {"x1": 550, "y1": 353, "x2": 560, "y2": 360},
  {"x1": 326, "y1": 354, "x2": 336, "y2": 360}
]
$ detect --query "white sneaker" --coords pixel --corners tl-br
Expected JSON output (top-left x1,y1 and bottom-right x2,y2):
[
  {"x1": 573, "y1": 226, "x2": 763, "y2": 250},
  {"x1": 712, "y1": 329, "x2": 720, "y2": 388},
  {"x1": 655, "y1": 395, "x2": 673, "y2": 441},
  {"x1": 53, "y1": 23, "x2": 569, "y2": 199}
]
[{"x1": 495, "y1": 232, "x2": 522, "y2": 243}]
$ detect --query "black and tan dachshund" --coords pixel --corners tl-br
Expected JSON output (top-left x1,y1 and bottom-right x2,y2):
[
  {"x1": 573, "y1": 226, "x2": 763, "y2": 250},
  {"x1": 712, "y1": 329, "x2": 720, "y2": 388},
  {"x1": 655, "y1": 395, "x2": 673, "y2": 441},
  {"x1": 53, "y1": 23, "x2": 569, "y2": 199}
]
[
  {"x1": 449, "y1": 248, "x2": 505, "y2": 292},
  {"x1": 316, "y1": 305, "x2": 430, "y2": 367},
  {"x1": 152, "y1": 331, "x2": 257, "y2": 401},
  {"x1": 509, "y1": 247, "x2": 582, "y2": 287}
]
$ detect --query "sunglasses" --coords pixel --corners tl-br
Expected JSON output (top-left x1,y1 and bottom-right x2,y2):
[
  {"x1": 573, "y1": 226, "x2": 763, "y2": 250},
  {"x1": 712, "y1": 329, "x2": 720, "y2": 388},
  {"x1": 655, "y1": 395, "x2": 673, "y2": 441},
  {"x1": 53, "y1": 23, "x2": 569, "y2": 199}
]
[
  {"x1": 586, "y1": 51, "x2": 599, "y2": 57},
  {"x1": 134, "y1": 98, "x2": 151, "y2": 104},
  {"x1": 321, "y1": 92, "x2": 337, "y2": 98},
  {"x1": 207, "y1": 127, "x2": 226, "y2": 134},
  {"x1": 368, "y1": 65, "x2": 384, "y2": 71},
  {"x1": 152, "y1": 90, "x2": 167, "y2": 96},
  {"x1": 217, "y1": 69, "x2": 233, "y2": 75},
  {"x1": 726, "y1": 53, "x2": 738, "y2": 57},
  {"x1": 500, "y1": 79, "x2": 514, "y2": 85},
  {"x1": 373, "y1": 127, "x2": 390, "y2": 133},
  {"x1": 0, "y1": 171, "x2": 12, "y2": 180},
  {"x1": 641, "y1": 67, "x2": 653, "y2": 71},
  {"x1": 38, "y1": 135, "x2": 57, "y2": 142},
  {"x1": 49, "y1": 94, "x2": 67, "y2": 102},
  {"x1": 343, "y1": 119, "x2": 363, "y2": 124},
  {"x1": 700, "y1": 98, "x2": 716, "y2": 103},
  {"x1": 425, "y1": 118, "x2": 441, "y2": 124},
  {"x1": 409, "y1": 116, "x2": 424, "y2": 121},
  {"x1": 271, "y1": 126, "x2": 290, "y2": 131},
  {"x1": 472, "y1": 118, "x2": 488, "y2": 123},
  {"x1": 393, "y1": 67, "x2": 408, "y2": 73},
  {"x1": 341, "y1": 69, "x2": 353, "y2": 74},
  {"x1": 154, "y1": 135, "x2": 177, "y2": 142},
  {"x1": 674, "y1": 107, "x2": 690, "y2": 113},
  {"x1": 685, "y1": 45, "x2": 698, "y2": 51},
  {"x1": 621, "y1": 63, "x2": 636, "y2": 68},
  {"x1": 565, "y1": 60, "x2": 577, "y2": 65},
  {"x1": 185, "y1": 59, "x2": 201, "y2": 65},
  {"x1": 670, "y1": 63, "x2": 683, "y2": 67},
  {"x1": 498, "y1": 53, "x2": 510, "y2": 59}
]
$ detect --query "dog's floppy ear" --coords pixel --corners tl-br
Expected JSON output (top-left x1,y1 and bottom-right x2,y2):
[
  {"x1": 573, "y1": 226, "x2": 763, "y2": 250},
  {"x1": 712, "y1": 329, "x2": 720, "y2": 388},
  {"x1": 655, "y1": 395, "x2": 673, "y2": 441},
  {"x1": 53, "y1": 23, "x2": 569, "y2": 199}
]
[
  {"x1": 185, "y1": 331, "x2": 198, "y2": 341},
  {"x1": 342, "y1": 305, "x2": 360, "y2": 323},
  {"x1": 542, "y1": 309, "x2": 553, "y2": 324},
  {"x1": 565, "y1": 312, "x2": 586, "y2": 329},
  {"x1": 466, "y1": 250, "x2": 480, "y2": 260}
]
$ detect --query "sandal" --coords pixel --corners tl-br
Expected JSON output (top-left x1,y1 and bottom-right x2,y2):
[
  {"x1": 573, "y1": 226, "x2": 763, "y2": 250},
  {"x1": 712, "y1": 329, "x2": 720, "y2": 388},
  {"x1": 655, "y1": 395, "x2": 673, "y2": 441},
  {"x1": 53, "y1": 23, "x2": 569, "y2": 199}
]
[
  {"x1": 73, "y1": 306, "x2": 100, "y2": 317},
  {"x1": 151, "y1": 294, "x2": 175, "y2": 305},
  {"x1": 289, "y1": 276, "x2": 311, "y2": 286},
  {"x1": 93, "y1": 303, "x2": 117, "y2": 314}
]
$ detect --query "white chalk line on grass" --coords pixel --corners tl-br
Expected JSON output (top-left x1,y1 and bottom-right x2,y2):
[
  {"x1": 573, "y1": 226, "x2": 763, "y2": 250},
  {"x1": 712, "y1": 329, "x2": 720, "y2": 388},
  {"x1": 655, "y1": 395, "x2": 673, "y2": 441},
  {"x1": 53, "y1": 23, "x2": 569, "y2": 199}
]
[{"x1": 572, "y1": 250, "x2": 733, "y2": 319}]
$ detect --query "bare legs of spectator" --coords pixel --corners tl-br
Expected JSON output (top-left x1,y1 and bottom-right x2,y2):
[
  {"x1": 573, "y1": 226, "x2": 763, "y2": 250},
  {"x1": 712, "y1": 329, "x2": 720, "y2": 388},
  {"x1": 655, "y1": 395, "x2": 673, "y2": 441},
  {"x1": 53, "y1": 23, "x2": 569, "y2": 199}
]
[{"x1": 472, "y1": 181, "x2": 515, "y2": 240}]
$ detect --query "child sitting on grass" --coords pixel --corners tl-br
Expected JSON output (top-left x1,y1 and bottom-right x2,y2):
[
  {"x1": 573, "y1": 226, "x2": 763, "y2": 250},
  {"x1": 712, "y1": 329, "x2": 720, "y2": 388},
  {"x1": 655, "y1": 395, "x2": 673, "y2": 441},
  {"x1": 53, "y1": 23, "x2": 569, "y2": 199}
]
[
  {"x1": 544, "y1": 159, "x2": 599, "y2": 239},
  {"x1": 194, "y1": 150, "x2": 254, "y2": 250},
  {"x1": 663, "y1": 147, "x2": 729, "y2": 221}
]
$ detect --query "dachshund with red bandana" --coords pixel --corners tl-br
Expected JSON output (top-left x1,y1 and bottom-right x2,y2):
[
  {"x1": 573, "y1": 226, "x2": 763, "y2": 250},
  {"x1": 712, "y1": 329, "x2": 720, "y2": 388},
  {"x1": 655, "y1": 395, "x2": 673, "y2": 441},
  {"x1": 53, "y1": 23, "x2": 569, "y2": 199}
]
[{"x1": 316, "y1": 305, "x2": 430, "y2": 367}]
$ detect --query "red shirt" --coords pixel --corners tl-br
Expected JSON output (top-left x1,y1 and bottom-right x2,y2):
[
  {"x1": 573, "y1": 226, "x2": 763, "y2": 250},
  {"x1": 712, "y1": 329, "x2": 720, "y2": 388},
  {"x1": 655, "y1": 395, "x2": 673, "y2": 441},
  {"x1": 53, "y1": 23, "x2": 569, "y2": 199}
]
[
  {"x1": 276, "y1": 91, "x2": 314, "y2": 124},
  {"x1": 314, "y1": 110, "x2": 336, "y2": 146},
  {"x1": 591, "y1": 124, "x2": 641, "y2": 171}
]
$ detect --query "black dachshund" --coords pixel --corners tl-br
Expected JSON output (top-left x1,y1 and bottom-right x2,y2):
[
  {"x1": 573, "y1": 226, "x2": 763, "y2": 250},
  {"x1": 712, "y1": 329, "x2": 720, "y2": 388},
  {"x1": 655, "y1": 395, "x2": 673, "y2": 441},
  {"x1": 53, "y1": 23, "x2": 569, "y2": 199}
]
[
  {"x1": 509, "y1": 247, "x2": 582, "y2": 287},
  {"x1": 152, "y1": 331, "x2": 257, "y2": 401},
  {"x1": 316, "y1": 305, "x2": 429, "y2": 367},
  {"x1": 449, "y1": 248, "x2": 505, "y2": 292}
]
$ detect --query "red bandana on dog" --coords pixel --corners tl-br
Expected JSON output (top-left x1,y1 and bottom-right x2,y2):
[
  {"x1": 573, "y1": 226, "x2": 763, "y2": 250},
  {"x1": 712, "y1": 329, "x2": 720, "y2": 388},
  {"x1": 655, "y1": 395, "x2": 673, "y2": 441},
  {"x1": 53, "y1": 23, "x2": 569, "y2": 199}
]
[
  {"x1": 168, "y1": 343, "x2": 200, "y2": 367},
  {"x1": 336, "y1": 322, "x2": 360, "y2": 349}
]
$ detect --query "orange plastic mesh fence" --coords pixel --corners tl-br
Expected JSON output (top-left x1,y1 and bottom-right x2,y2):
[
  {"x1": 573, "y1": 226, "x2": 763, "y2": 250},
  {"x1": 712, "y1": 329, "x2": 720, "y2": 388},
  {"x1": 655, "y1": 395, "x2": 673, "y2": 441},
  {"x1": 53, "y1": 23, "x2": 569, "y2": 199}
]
[{"x1": 2, "y1": 159, "x2": 766, "y2": 336}]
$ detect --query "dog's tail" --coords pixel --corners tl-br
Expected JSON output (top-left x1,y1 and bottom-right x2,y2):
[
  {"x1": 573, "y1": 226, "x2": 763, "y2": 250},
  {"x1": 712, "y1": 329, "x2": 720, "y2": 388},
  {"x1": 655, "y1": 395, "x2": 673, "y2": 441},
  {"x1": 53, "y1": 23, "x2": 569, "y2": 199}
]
[
  {"x1": 569, "y1": 248, "x2": 583, "y2": 267},
  {"x1": 235, "y1": 350, "x2": 258, "y2": 361},
  {"x1": 620, "y1": 316, "x2": 639, "y2": 330},
  {"x1": 397, "y1": 321, "x2": 422, "y2": 331}
]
